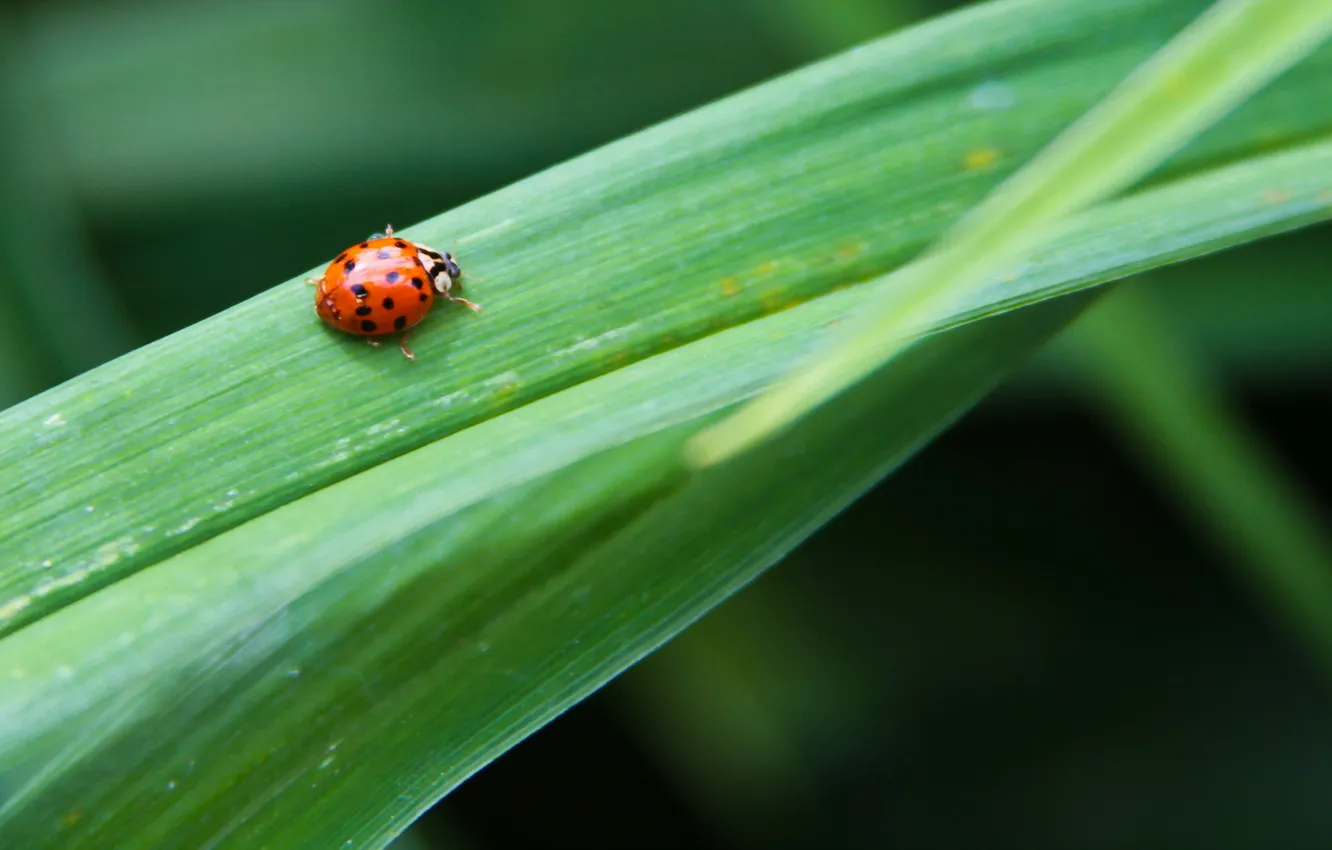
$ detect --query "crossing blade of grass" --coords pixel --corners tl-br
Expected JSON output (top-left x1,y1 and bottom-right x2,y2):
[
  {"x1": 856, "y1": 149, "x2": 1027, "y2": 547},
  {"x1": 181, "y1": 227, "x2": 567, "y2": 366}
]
[
  {"x1": 688, "y1": 0, "x2": 1332, "y2": 466},
  {"x1": 6, "y1": 0, "x2": 1332, "y2": 638},
  {"x1": 0, "y1": 283, "x2": 1091, "y2": 848}
]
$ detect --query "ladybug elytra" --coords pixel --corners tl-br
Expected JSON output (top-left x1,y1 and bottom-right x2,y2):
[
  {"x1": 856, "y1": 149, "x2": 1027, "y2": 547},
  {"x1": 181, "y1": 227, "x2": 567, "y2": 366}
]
[{"x1": 308, "y1": 224, "x2": 480, "y2": 360}]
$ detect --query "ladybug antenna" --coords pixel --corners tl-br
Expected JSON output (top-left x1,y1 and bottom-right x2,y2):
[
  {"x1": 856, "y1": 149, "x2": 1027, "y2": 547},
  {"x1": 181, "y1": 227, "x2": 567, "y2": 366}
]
[{"x1": 449, "y1": 241, "x2": 485, "y2": 283}]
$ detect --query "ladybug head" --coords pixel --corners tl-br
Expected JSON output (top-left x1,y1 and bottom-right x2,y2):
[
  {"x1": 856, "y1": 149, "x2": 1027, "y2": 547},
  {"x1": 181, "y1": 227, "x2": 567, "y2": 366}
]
[
  {"x1": 415, "y1": 244, "x2": 462, "y2": 294},
  {"x1": 441, "y1": 252, "x2": 462, "y2": 281}
]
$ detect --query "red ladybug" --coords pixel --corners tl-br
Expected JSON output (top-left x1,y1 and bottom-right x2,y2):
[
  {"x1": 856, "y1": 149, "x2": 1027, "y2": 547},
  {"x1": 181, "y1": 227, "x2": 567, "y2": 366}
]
[{"x1": 308, "y1": 224, "x2": 480, "y2": 360}]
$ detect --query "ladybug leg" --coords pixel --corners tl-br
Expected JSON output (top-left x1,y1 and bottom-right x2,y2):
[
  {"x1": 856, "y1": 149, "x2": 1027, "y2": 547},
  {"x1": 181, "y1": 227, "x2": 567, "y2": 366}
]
[
  {"x1": 419, "y1": 245, "x2": 482, "y2": 311},
  {"x1": 309, "y1": 280, "x2": 326, "y2": 315},
  {"x1": 437, "y1": 275, "x2": 482, "y2": 311},
  {"x1": 398, "y1": 330, "x2": 417, "y2": 361},
  {"x1": 445, "y1": 293, "x2": 483, "y2": 312},
  {"x1": 365, "y1": 338, "x2": 382, "y2": 349}
]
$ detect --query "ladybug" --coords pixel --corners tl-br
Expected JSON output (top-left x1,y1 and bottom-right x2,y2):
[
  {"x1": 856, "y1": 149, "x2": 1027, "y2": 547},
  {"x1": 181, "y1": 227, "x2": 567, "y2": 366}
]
[{"x1": 308, "y1": 224, "x2": 480, "y2": 360}]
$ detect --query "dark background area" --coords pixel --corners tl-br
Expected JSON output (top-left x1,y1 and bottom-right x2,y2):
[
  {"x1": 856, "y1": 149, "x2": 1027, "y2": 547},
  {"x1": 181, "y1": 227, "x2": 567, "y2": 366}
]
[{"x1": 1, "y1": 0, "x2": 1329, "y2": 847}]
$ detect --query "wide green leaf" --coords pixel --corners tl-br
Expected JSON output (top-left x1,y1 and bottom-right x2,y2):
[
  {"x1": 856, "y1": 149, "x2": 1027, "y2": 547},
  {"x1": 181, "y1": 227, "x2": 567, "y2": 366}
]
[
  {"x1": 0, "y1": 279, "x2": 1088, "y2": 849},
  {"x1": 4, "y1": 133, "x2": 1332, "y2": 843},
  {"x1": 6, "y1": 0, "x2": 1332, "y2": 636}
]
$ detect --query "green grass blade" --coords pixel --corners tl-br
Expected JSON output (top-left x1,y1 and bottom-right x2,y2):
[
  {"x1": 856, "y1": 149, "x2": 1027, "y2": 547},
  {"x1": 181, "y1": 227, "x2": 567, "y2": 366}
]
[
  {"x1": 0, "y1": 286, "x2": 1089, "y2": 848},
  {"x1": 4, "y1": 132, "x2": 1332, "y2": 844},
  {"x1": 1073, "y1": 285, "x2": 1332, "y2": 672},
  {"x1": 5, "y1": 0, "x2": 1332, "y2": 637},
  {"x1": 688, "y1": 0, "x2": 1332, "y2": 466}
]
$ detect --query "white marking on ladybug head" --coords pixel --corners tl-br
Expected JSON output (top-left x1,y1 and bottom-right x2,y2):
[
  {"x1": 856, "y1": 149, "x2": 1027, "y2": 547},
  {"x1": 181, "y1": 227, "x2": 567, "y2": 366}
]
[{"x1": 415, "y1": 246, "x2": 455, "y2": 295}]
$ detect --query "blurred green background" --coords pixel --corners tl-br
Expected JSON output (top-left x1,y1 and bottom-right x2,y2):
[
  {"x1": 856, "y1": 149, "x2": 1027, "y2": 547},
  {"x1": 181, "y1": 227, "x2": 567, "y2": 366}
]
[{"x1": 3, "y1": 0, "x2": 1329, "y2": 847}]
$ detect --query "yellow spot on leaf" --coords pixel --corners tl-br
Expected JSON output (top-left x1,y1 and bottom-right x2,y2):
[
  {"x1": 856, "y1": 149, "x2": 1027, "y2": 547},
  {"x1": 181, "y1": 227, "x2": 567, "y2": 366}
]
[
  {"x1": 483, "y1": 371, "x2": 519, "y2": 398},
  {"x1": 760, "y1": 291, "x2": 786, "y2": 313},
  {"x1": 835, "y1": 242, "x2": 865, "y2": 261},
  {"x1": 719, "y1": 277, "x2": 741, "y2": 297},
  {"x1": 1262, "y1": 188, "x2": 1291, "y2": 205},
  {"x1": 963, "y1": 147, "x2": 999, "y2": 171}
]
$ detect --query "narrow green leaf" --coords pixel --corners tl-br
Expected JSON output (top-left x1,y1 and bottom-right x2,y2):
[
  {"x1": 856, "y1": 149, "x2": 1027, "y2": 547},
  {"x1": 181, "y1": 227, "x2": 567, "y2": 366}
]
[
  {"x1": 4, "y1": 133, "x2": 1332, "y2": 845},
  {"x1": 6, "y1": 0, "x2": 1332, "y2": 637},
  {"x1": 689, "y1": 0, "x2": 1332, "y2": 466},
  {"x1": 0, "y1": 286, "x2": 1090, "y2": 848},
  {"x1": 1073, "y1": 285, "x2": 1332, "y2": 672}
]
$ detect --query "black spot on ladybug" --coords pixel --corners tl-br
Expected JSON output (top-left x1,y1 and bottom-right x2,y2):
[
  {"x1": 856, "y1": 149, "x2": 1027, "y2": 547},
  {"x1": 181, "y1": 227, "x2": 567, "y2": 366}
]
[
  {"x1": 377, "y1": 250, "x2": 391, "y2": 259},
  {"x1": 360, "y1": 320, "x2": 377, "y2": 332},
  {"x1": 394, "y1": 315, "x2": 407, "y2": 331},
  {"x1": 355, "y1": 305, "x2": 372, "y2": 317},
  {"x1": 344, "y1": 259, "x2": 356, "y2": 273},
  {"x1": 411, "y1": 277, "x2": 424, "y2": 289},
  {"x1": 386, "y1": 271, "x2": 400, "y2": 283},
  {"x1": 395, "y1": 241, "x2": 408, "y2": 249},
  {"x1": 350, "y1": 283, "x2": 369, "y2": 298},
  {"x1": 419, "y1": 293, "x2": 428, "y2": 302},
  {"x1": 360, "y1": 242, "x2": 369, "y2": 249},
  {"x1": 336, "y1": 253, "x2": 347, "y2": 263},
  {"x1": 382, "y1": 297, "x2": 395, "y2": 310}
]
